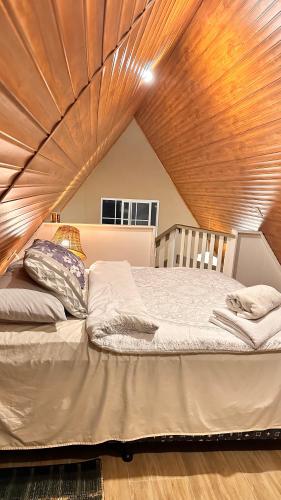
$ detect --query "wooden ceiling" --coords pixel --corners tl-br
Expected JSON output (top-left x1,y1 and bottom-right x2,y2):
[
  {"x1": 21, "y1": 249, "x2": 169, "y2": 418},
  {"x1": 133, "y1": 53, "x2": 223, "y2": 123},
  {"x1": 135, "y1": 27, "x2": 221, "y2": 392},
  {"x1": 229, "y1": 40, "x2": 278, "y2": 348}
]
[
  {"x1": 2, "y1": 0, "x2": 281, "y2": 268},
  {"x1": 0, "y1": 0, "x2": 202, "y2": 271},
  {"x1": 136, "y1": 0, "x2": 281, "y2": 261}
]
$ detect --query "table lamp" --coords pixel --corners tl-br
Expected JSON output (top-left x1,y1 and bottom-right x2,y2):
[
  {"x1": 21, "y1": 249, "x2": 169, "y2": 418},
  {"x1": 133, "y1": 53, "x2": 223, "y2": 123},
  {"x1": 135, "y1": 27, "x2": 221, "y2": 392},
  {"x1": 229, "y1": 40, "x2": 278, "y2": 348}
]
[{"x1": 52, "y1": 225, "x2": 86, "y2": 260}]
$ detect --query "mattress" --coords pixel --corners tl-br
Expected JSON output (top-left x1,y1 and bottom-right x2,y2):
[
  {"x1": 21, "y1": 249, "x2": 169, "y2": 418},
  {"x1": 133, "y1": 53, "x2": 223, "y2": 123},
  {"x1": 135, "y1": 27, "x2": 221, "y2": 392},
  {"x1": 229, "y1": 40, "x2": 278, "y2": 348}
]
[
  {"x1": 92, "y1": 267, "x2": 281, "y2": 353},
  {"x1": 0, "y1": 267, "x2": 281, "y2": 450}
]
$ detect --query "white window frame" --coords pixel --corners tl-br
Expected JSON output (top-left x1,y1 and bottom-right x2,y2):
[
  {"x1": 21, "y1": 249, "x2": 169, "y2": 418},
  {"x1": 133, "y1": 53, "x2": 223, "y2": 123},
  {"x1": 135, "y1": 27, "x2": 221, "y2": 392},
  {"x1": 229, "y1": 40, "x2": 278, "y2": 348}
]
[{"x1": 100, "y1": 198, "x2": 159, "y2": 228}]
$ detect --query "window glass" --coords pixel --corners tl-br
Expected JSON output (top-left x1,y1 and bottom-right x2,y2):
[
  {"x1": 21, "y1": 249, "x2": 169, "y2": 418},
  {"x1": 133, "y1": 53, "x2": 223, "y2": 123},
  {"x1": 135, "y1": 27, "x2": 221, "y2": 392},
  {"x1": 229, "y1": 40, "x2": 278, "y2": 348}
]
[
  {"x1": 123, "y1": 202, "x2": 129, "y2": 219},
  {"x1": 131, "y1": 203, "x2": 136, "y2": 220},
  {"x1": 151, "y1": 202, "x2": 157, "y2": 226},
  {"x1": 102, "y1": 200, "x2": 115, "y2": 218},
  {"x1": 102, "y1": 218, "x2": 115, "y2": 224},
  {"x1": 116, "y1": 201, "x2": 122, "y2": 218},
  {"x1": 136, "y1": 220, "x2": 147, "y2": 225},
  {"x1": 137, "y1": 202, "x2": 149, "y2": 221},
  {"x1": 101, "y1": 199, "x2": 159, "y2": 228}
]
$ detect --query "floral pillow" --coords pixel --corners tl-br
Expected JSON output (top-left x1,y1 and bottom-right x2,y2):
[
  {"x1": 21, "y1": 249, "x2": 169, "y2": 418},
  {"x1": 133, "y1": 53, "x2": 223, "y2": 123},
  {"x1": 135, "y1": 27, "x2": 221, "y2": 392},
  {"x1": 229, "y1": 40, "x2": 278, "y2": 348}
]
[
  {"x1": 31, "y1": 239, "x2": 85, "y2": 289},
  {"x1": 24, "y1": 240, "x2": 87, "y2": 319}
]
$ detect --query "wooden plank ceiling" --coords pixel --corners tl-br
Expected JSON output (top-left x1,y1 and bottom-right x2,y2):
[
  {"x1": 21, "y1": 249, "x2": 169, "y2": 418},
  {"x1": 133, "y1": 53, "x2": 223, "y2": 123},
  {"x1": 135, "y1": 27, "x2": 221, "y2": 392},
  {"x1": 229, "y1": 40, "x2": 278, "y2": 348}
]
[
  {"x1": 136, "y1": 0, "x2": 281, "y2": 261},
  {"x1": 0, "y1": 0, "x2": 201, "y2": 271}
]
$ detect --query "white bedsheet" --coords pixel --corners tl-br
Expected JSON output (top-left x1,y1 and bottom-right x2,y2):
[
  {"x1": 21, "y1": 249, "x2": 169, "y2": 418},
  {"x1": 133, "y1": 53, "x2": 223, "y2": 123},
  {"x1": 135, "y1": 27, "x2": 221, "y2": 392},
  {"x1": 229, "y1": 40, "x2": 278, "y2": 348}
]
[{"x1": 89, "y1": 267, "x2": 281, "y2": 353}]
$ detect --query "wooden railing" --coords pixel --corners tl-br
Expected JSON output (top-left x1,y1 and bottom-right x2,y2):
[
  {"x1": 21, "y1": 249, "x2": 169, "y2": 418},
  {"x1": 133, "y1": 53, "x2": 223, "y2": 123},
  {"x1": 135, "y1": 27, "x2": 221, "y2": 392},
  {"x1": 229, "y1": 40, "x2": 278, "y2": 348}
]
[{"x1": 155, "y1": 225, "x2": 237, "y2": 276}]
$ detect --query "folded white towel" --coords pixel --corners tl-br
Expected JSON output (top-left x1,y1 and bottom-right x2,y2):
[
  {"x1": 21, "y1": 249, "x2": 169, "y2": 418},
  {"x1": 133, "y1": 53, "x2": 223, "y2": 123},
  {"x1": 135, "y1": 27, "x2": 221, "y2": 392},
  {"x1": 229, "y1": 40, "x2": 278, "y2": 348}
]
[
  {"x1": 86, "y1": 261, "x2": 158, "y2": 340},
  {"x1": 210, "y1": 306, "x2": 281, "y2": 349},
  {"x1": 226, "y1": 285, "x2": 281, "y2": 319}
]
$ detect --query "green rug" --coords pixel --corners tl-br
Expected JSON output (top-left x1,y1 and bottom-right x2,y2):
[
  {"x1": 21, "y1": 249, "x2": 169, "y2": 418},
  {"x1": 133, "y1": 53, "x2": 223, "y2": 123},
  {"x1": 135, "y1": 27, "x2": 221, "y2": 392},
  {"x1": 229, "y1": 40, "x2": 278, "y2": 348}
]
[{"x1": 0, "y1": 458, "x2": 103, "y2": 499}]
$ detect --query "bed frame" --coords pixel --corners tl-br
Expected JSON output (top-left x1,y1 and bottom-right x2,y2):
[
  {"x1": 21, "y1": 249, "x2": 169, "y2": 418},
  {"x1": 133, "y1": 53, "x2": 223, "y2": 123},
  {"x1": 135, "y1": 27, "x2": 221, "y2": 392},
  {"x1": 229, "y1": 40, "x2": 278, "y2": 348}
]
[
  {"x1": 1, "y1": 431, "x2": 280, "y2": 466},
  {"x1": 117, "y1": 429, "x2": 281, "y2": 461}
]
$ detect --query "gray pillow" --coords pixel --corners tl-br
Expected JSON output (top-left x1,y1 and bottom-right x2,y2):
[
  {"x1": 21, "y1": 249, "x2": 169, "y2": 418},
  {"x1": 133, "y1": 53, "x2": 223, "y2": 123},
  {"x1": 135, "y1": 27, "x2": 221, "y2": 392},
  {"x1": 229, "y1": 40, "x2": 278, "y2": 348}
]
[
  {"x1": 7, "y1": 259, "x2": 24, "y2": 272},
  {"x1": 24, "y1": 242, "x2": 87, "y2": 319},
  {"x1": 0, "y1": 268, "x2": 66, "y2": 323}
]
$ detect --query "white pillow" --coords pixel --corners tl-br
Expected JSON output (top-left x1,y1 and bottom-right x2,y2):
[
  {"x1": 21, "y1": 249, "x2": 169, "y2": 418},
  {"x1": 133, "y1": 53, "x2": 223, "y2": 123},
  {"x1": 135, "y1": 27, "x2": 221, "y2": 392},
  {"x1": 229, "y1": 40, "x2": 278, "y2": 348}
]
[{"x1": 0, "y1": 268, "x2": 66, "y2": 323}]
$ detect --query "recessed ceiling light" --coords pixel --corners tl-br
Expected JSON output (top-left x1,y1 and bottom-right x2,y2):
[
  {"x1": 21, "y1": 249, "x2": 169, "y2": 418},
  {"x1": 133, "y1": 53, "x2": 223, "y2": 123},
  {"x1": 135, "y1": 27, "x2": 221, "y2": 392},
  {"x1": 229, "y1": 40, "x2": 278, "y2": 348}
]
[{"x1": 142, "y1": 68, "x2": 154, "y2": 84}]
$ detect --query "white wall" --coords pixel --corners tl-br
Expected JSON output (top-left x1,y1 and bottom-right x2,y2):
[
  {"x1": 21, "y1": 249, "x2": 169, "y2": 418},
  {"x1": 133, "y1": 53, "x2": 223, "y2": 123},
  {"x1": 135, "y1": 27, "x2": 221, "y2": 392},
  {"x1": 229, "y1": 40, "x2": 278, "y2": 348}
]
[
  {"x1": 17, "y1": 223, "x2": 156, "y2": 268},
  {"x1": 234, "y1": 231, "x2": 281, "y2": 291},
  {"x1": 61, "y1": 119, "x2": 197, "y2": 234}
]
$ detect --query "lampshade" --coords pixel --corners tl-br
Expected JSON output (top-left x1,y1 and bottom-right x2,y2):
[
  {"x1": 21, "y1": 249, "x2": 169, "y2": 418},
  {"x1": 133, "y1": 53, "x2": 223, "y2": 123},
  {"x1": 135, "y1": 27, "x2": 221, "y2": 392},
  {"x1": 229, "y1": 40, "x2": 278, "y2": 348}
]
[{"x1": 52, "y1": 225, "x2": 86, "y2": 260}]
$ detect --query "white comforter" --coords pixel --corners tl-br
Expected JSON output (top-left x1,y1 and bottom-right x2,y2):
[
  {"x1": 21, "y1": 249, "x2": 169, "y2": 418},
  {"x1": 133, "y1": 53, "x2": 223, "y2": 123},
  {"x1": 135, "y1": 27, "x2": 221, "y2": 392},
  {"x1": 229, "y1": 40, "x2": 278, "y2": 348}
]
[
  {"x1": 86, "y1": 264, "x2": 281, "y2": 354},
  {"x1": 86, "y1": 261, "x2": 158, "y2": 339}
]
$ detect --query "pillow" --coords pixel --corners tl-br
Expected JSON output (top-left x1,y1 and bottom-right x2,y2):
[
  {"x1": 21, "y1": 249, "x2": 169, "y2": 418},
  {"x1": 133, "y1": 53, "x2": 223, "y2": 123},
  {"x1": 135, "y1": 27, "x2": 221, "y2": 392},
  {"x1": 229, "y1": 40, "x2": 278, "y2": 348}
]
[
  {"x1": 7, "y1": 259, "x2": 24, "y2": 272},
  {"x1": 24, "y1": 240, "x2": 87, "y2": 319},
  {"x1": 27, "y1": 239, "x2": 86, "y2": 288},
  {"x1": 0, "y1": 268, "x2": 66, "y2": 323}
]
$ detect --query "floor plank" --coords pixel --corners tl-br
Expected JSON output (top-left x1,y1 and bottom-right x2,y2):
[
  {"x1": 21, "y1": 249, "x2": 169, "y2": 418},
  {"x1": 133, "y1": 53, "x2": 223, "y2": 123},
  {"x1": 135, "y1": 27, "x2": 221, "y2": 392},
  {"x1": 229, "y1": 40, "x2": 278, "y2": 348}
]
[
  {"x1": 102, "y1": 455, "x2": 131, "y2": 500},
  {"x1": 234, "y1": 450, "x2": 281, "y2": 500},
  {"x1": 102, "y1": 450, "x2": 281, "y2": 500}
]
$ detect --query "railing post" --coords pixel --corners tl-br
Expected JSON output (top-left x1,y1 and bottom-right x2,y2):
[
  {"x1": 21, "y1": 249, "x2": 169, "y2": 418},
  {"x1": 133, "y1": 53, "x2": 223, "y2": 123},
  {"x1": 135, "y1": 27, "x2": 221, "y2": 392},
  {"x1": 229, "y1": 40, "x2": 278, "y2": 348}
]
[
  {"x1": 200, "y1": 231, "x2": 207, "y2": 269},
  {"x1": 185, "y1": 229, "x2": 192, "y2": 267},
  {"x1": 158, "y1": 236, "x2": 166, "y2": 267},
  {"x1": 178, "y1": 228, "x2": 186, "y2": 266},
  {"x1": 192, "y1": 230, "x2": 200, "y2": 268},
  {"x1": 216, "y1": 235, "x2": 224, "y2": 272},
  {"x1": 223, "y1": 230, "x2": 238, "y2": 276},
  {"x1": 208, "y1": 234, "x2": 215, "y2": 270},
  {"x1": 167, "y1": 229, "x2": 177, "y2": 267},
  {"x1": 155, "y1": 241, "x2": 160, "y2": 268}
]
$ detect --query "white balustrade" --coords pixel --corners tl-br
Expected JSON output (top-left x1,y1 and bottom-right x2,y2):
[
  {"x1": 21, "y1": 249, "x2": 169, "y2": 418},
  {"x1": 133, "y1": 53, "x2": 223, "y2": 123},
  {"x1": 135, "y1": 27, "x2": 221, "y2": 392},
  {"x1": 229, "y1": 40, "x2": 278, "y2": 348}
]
[{"x1": 155, "y1": 225, "x2": 237, "y2": 276}]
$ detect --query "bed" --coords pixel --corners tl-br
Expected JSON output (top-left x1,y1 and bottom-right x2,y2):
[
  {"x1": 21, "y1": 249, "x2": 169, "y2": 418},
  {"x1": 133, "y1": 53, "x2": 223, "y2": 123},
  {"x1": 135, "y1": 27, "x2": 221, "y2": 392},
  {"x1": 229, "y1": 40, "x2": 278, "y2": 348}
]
[{"x1": 0, "y1": 266, "x2": 281, "y2": 452}]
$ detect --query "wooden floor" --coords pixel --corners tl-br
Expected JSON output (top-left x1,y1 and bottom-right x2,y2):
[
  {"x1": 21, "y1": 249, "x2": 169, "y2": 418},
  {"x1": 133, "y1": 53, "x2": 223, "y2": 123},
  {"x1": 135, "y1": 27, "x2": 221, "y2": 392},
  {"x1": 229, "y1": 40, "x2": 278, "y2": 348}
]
[
  {"x1": 102, "y1": 450, "x2": 281, "y2": 500},
  {"x1": 0, "y1": 449, "x2": 280, "y2": 499}
]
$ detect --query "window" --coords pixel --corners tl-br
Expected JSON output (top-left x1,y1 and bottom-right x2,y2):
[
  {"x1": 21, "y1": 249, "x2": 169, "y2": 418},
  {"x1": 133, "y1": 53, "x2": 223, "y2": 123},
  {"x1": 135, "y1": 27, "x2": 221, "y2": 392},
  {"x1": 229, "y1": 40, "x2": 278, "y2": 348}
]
[{"x1": 101, "y1": 198, "x2": 159, "y2": 227}]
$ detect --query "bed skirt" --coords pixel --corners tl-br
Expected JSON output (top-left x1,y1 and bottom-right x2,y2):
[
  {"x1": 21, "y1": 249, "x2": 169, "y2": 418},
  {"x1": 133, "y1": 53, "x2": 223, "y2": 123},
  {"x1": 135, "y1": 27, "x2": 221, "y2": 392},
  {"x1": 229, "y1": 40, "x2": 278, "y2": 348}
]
[{"x1": 1, "y1": 320, "x2": 281, "y2": 451}]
